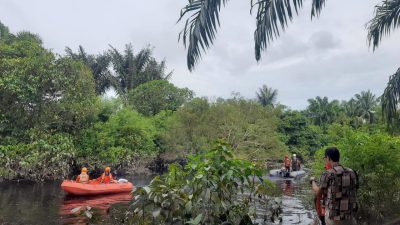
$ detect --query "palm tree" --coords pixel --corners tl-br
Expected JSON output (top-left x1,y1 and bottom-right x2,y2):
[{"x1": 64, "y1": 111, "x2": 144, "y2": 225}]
[
  {"x1": 382, "y1": 68, "x2": 400, "y2": 128},
  {"x1": 365, "y1": 0, "x2": 400, "y2": 128},
  {"x1": 256, "y1": 85, "x2": 278, "y2": 107},
  {"x1": 354, "y1": 90, "x2": 378, "y2": 124},
  {"x1": 108, "y1": 44, "x2": 172, "y2": 96},
  {"x1": 307, "y1": 96, "x2": 340, "y2": 126},
  {"x1": 177, "y1": 0, "x2": 327, "y2": 71},
  {"x1": 342, "y1": 98, "x2": 365, "y2": 127},
  {"x1": 343, "y1": 98, "x2": 359, "y2": 118},
  {"x1": 65, "y1": 46, "x2": 114, "y2": 95}
]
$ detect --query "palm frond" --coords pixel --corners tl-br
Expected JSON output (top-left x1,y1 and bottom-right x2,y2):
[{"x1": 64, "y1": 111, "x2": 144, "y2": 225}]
[
  {"x1": 177, "y1": 0, "x2": 328, "y2": 70},
  {"x1": 65, "y1": 46, "x2": 113, "y2": 95},
  {"x1": 311, "y1": 0, "x2": 326, "y2": 18},
  {"x1": 382, "y1": 68, "x2": 400, "y2": 128},
  {"x1": 135, "y1": 47, "x2": 152, "y2": 73},
  {"x1": 178, "y1": 0, "x2": 229, "y2": 71},
  {"x1": 251, "y1": 0, "x2": 304, "y2": 60},
  {"x1": 108, "y1": 45, "x2": 126, "y2": 77},
  {"x1": 367, "y1": 0, "x2": 400, "y2": 50}
]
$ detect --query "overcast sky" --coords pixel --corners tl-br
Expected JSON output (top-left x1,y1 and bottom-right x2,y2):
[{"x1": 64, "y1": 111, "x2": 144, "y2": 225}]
[{"x1": 1, "y1": 0, "x2": 399, "y2": 109}]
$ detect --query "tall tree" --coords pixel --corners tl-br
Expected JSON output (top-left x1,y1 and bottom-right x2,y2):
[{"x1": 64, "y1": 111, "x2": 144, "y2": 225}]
[
  {"x1": 109, "y1": 44, "x2": 172, "y2": 96},
  {"x1": 65, "y1": 46, "x2": 114, "y2": 95},
  {"x1": 367, "y1": 0, "x2": 400, "y2": 129},
  {"x1": 256, "y1": 85, "x2": 278, "y2": 107},
  {"x1": 307, "y1": 96, "x2": 340, "y2": 126},
  {"x1": 0, "y1": 29, "x2": 97, "y2": 137},
  {"x1": 342, "y1": 98, "x2": 359, "y2": 118},
  {"x1": 354, "y1": 90, "x2": 378, "y2": 124},
  {"x1": 128, "y1": 80, "x2": 194, "y2": 116}
]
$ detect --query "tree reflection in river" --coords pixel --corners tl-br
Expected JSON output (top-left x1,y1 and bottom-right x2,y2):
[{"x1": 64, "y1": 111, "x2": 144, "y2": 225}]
[
  {"x1": 60, "y1": 192, "x2": 132, "y2": 224},
  {"x1": 272, "y1": 178, "x2": 315, "y2": 225}
]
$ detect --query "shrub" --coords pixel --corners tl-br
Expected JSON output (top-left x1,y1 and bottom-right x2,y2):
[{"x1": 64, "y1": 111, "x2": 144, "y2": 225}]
[
  {"x1": 126, "y1": 143, "x2": 282, "y2": 225},
  {"x1": 0, "y1": 133, "x2": 76, "y2": 181},
  {"x1": 76, "y1": 109, "x2": 157, "y2": 168}
]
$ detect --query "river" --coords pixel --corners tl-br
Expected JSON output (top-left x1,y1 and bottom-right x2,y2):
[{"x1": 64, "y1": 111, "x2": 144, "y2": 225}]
[{"x1": 0, "y1": 174, "x2": 316, "y2": 225}]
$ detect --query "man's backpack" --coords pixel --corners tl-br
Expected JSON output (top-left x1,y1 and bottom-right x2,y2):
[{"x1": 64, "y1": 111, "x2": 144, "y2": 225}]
[{"x1": 327, "y1": 165, "x2": 358, "y2": 221}]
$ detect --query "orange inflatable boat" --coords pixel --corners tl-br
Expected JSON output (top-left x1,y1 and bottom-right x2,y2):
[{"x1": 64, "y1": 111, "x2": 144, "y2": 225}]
[{"x1": 61, "y1": 180, "x2": 133, "y2": 196}]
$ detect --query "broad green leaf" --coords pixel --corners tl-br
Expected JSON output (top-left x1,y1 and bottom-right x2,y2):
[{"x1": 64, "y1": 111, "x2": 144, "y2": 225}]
[{"x1": 186, "y1": 213, "x2": 202, "y2": 225}]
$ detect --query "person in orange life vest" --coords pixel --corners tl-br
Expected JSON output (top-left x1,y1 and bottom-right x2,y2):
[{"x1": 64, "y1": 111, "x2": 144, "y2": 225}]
[
  {"x1": 283, "y1": 155, "x2": 291, "y2": 173},
  {"x1": 96, "y1": 167, "x2": 115, "y2": 184},
  {"x1": 76, "y1": 167, "x2": 89, "y2": 184}
]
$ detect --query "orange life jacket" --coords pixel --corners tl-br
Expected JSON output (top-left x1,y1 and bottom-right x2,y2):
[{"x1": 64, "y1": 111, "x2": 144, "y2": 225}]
[
  {"x1": 316, "y1": 191, "x2": 325, "y2": 216},
  {"x1": 284, "y1": 158, "x2": 291, "y2": 167},
  {"x1": 324, "y1": 162, "x2": 332, "y2": 170},
  {"x1": 100, "y1": 172, "x2": 113, "y2": 183}
]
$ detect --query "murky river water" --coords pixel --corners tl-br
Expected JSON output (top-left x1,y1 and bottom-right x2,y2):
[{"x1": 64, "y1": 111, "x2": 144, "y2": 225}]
[{"x1": 0, "y1": 174, "x2": 316, "y2": 225}]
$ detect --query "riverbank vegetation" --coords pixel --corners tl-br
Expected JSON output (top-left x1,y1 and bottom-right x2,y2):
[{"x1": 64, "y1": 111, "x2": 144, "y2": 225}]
[
  {"x1": 127, "y1": 143, "x2": 281, "y2": 225},
  {"x1": 1, "y1": 20, "x2": 400, "y2": 223}
]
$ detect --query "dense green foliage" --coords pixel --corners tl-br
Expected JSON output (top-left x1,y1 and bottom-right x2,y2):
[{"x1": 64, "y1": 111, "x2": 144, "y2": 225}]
[
  {"x1": 306, "y1": 96, "x2": 341, "y2": 127},
  {"x1": 159, "y1": 97, "x2": 287, "y2": 161},
  {"x1": 278, "y1": 111, "x2": 326, "y2": 159},
  {"x1": 0, "y1": 34, "x2": 98, "y2": 138},
  {"x1": 76, "y1": 109, "x2": 157, "y2": 168},
  {"x1": 127, "y1": 143, "x2": 281, "y2": 225},
  {"x1": 0, "y1": 133, "x2": 76, "y2": 181},
  {"x1": 128, "y1": 80, "x2": 193, "y2": 116}
]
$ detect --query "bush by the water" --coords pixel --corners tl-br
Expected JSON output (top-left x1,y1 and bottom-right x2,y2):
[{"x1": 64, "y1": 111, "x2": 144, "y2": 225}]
[
  {"x1": 0, "y1": 132, "x2": 76, "y2": 181},
  {"x1": 76, "y1": 109, "x2": 158, "y2": 169},
  {"x1": 126, "y1": 143, "x2": 282, "y2": 225}
]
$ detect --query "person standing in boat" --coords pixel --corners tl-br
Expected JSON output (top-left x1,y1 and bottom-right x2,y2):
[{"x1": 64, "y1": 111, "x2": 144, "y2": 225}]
[
  {"x1": 291, "y1": 154, "x2": 300, "y2": 171},
  {"x1": 96, "y1": 167, "x2": 116, "y2": 184},
  {"x1": 76, "y1": 167, "x2": 89, "y2": 184},
  {"x1": 283, "y1": 155, "x2": 291, "y2": 173}
]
